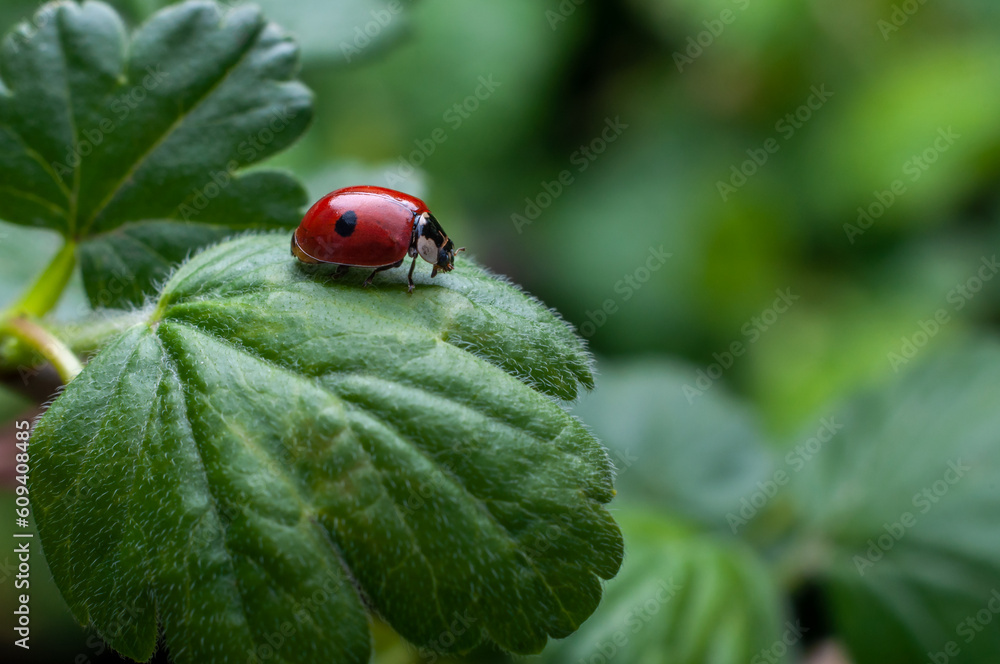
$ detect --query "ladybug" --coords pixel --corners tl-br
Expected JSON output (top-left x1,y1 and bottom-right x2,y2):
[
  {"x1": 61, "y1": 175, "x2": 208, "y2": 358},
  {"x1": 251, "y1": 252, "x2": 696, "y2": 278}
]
[{"x1": 291, "y1": 185, "x2": 462, "y2": 293}]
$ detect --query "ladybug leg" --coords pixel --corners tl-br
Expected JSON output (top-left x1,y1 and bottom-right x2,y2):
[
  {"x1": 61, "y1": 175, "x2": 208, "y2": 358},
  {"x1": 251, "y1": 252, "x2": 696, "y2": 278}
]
[
  {"x1": 363, "y1": 259, "x2": 404, "y2": 288},
  {"x1": 332, "y1": 265, "x2": 350, "y2": 279},
  {"x1": 407, "y1": 255, "x2": 418, "y2": 293}
]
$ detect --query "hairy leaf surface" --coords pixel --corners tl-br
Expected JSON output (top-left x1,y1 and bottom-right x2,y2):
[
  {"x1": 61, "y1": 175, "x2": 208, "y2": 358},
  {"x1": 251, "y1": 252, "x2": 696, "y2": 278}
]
[
  {"x1": 0, "y1": 0, "x2": 312, "y2": 307},
  {"x1": 32, "y1": 233, "x2": 621, "y2": 663}
]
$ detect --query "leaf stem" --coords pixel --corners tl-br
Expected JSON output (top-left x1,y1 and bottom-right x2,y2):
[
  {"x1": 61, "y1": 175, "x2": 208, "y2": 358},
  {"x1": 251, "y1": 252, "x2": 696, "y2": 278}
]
[
  {"x1": 8, "y1": 239, "x2": 77, "y2": 318},
  {"x1": 0, "y1": 315, "x2": 83, "y2": 383},
  {"x1": 0, "y1": 239, "x2": 82, "y2": 383}
]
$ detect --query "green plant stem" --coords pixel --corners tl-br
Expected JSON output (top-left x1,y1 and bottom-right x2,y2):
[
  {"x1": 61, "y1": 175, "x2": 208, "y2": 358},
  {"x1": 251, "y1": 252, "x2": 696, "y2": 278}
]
[
  {"x1": 7, "y1": 239, "x2": 77, "y2": 319},
  {"x1": 0, "y1": 310, "x2": 142, "y2": 380},
  {"x1": 0, "y1": 315, "x2": 82, "y2": 383},
  {"x1": 0, "y1": 239, "x2": 82, "y2": 383}
]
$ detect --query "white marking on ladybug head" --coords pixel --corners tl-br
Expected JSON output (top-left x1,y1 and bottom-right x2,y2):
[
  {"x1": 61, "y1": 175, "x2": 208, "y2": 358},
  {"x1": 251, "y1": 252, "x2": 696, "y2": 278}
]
[
  {"x1": 415, "y1": 212, "x2": 440, "y2": 264},
  {"x1": 417, "y1": 235, "x2": 439, "y2": 264}
]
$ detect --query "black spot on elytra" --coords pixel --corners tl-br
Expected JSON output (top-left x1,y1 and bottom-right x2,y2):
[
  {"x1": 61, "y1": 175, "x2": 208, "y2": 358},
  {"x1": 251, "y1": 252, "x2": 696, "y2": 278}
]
[{"x1": 334, "y1": 210, "x2": 357, "y2": 237}]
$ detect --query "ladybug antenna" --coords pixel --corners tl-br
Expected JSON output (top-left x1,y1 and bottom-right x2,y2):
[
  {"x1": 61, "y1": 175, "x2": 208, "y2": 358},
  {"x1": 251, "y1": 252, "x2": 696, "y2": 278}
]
[{"x1": 456, "y1": 247, "x2": 466, "y2": 254}]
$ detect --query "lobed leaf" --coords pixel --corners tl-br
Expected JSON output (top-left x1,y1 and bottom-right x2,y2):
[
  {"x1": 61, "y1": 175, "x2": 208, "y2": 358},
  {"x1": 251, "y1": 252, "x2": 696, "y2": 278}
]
[
  {"x1": 0, "y1": 0, "x2": 313, "y2": 308},
  {"x1": 32, "y1": 233, "x2": 622, "y2": 663}
]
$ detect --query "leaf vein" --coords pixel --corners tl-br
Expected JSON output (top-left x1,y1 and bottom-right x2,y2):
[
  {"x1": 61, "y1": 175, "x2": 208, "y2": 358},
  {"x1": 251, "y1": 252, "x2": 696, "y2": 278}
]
[
  {"x1": 0, "y1": 184, "x2": 68, "y2": 217},
  {"x1": 81, "y1": 16, "x2": 266, "y2": 234}
]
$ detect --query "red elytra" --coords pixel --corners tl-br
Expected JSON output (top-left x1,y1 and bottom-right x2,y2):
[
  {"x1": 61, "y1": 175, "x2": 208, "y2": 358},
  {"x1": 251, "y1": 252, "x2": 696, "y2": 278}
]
[{"x1": 291, "y1": 186, "x2": 461, "y2": 293}]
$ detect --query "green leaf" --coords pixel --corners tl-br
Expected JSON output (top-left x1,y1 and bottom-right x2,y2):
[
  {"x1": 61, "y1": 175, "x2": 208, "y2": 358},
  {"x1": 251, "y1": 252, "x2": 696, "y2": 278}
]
[
  {"x1": 787, "y1": 338, "x2": 1000, "y2": 664},
  {"x1": 550, "y1": 365, "x2": 792, "y2": 663},
  {"x1": 574, "y1": 360, "x2": 774, "y2": 531},
  {"x1": 308, "y1": 0, "x2": 581, "y2": 199},
  {"x1": 77, "y1": 221, "x2": 234, "y2": 308},
  {"x1": 236, "y1": 0, "x2": 419, "y2": 64},
  {"x1": 31, "y1": 233, "x2": 621, "y2": 663},
  {"x1": 90, "y1": 0, "x2": 420, "y2": 63},
  {"x1": 800, "y1": 42, "x2": 1000, "y2": 234},
  {"x1": 537, "y1": 508, "x2": 789, "y2": 664},
  {"x1": 624, "y1": 0, "x2": 809, "y2": 55},
  {"x1": 0, "y1": 0, "x2": 313, "y2": 308}
]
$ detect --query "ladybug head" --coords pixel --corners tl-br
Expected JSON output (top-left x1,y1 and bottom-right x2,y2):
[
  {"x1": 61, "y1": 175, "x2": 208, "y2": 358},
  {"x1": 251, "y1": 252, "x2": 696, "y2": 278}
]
[{"x1": 415, "y1": 213, "x2": 464, "y2": 277}]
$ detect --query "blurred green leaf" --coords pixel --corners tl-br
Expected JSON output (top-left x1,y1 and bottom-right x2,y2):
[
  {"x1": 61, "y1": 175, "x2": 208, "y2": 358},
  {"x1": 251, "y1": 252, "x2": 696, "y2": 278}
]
[
  {"x1": 32, "y1": 233, "x2": 621, "y2": 663},
  {"x1": 0, "y1": 0, "x2": 40, "y2": 44},
  {"x1": 787, "y1": 339, "x2": 1000, "y2": 664},
  {"x1": 301, "y1": 160, "x2": 427, "y2": 204},
  {"x1": 298, "y1": 0, "x2": 581, "y2": 196},
  {"x1": 76, "y1": 221, "x2": 234, "y2": 308},
  {"x1": 746, "y1": 234, "x2": 993, "y2": 434},
  {"x1": 575, "y1": 359, "x2": 774, "y2": 531},
  {"x1": 234, "y1": 0, "x2": 418, "y2": 64},
  {"x1": 538, "y1": 508, "x2": 789, "y2": 664},
  {"x1": 523, "y1": 113, "x2": 724, "y2": 355},
  {"x1": 800, "y1": 41, "x2": 1000, "y2": 235},
  {"x1": 0, "y1": 0, "x2": 312, "y2": 308},
  {"x1": 624, "y1": 0, "x2": 811, "y2": 56}
]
